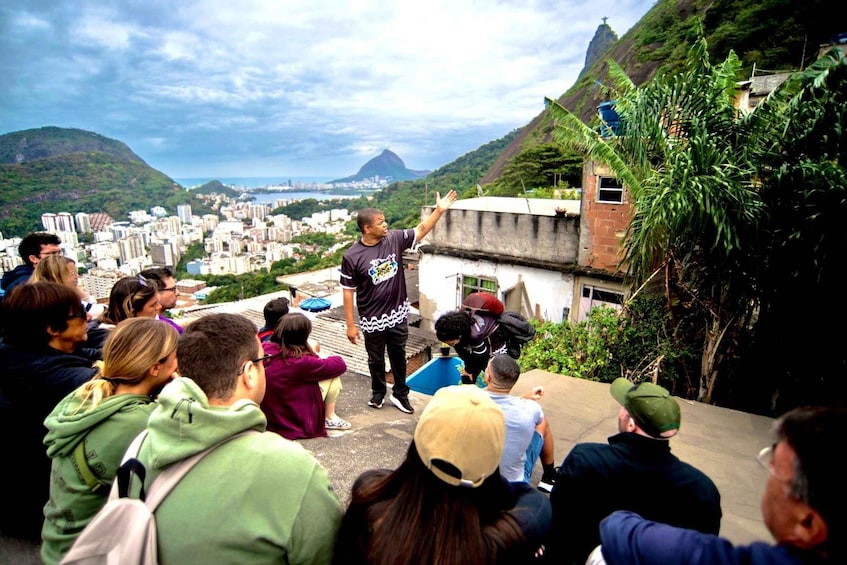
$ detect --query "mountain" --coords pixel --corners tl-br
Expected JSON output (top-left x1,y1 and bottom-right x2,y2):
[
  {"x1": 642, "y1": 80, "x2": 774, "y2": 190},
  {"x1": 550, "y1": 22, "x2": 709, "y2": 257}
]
[
  {"x1": 327, "y1": 149, "x2": 430, "y2": 184},
  {"x1": 480, "y1": 0, "x2": 844, "y2": 184},
  {"x1": 0, "y1": 127, "x2": 200, "y2": 237}
]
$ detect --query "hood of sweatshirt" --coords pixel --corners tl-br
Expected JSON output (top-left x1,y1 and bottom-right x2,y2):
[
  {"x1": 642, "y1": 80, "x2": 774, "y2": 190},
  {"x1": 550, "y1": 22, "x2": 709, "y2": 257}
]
[
  {"x1": 43, "y1": 390, "x2": 153, "y2": 458},
  {"x1": 143, "y1": 377, "x2": 267, "y2": 471}
]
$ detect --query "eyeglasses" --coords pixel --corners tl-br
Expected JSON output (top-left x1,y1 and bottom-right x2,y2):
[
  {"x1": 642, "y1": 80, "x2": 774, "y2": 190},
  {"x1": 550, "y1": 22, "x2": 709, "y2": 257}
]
[
  {"x1": 40, "y1": 249, "x2": 63, "y2": 257},
  {"x1": 756, "y1": 444, "x2": 793, "y2": 486},
  {"x1": 161, "y1": 286, "x2": 178, "y2": 293},
  {"x1": 66, "y1": 311, "x2": 87, "y2": 320},
  {"x1": 238, "y1": 354, "x2": 274, "y2": 374},
  {"x1": 253, "y1": 354, "x2": 274, "y2": 367}
]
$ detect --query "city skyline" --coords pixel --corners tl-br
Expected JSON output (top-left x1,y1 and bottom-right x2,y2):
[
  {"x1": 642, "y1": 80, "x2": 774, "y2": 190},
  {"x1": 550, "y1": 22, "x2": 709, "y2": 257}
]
[{"x1": 1, "y1": 1, "x2": 655, "y2": 179}]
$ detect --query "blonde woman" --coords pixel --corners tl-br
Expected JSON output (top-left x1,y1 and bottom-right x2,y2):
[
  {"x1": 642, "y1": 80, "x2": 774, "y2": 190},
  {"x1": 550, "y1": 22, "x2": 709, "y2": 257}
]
[
  {"x1": 40, "y1": 318, "x2": 179, "y2": 565},
  {"x1": 29, "y1": 254, "x2": 87, "y2": 301}
]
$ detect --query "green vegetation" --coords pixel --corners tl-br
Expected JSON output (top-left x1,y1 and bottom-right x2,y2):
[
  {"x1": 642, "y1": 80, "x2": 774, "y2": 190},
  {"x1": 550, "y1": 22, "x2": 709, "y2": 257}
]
[
  {"x1": 0, "y1": 127, "x2": 213, "y2": 236},
  {"x1": 546, "y1": 22, "x2": 847, "y2": 414}
]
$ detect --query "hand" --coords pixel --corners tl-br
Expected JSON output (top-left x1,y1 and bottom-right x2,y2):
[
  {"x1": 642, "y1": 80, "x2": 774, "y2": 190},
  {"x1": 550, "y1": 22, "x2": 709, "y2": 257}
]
[
  {"x1": 523, "y1": 386, "x2": 544, "y2": 400},
  {"x1": 346, "y1": 325, "x2": 360, "y2": 345},
  {"x1": 436, "y1": 189, "x2": 457, "y2": 212}
]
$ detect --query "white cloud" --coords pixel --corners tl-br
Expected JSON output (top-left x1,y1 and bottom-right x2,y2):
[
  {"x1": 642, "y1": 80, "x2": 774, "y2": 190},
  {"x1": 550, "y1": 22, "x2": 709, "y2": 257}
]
[{"x1": 0, "y1": 0, "x2": 656, "y2": 179}]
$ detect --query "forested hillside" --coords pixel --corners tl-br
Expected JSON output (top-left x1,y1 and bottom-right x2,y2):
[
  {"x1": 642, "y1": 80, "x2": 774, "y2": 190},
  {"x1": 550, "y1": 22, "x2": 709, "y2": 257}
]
[{"x1": 0, "y1": 127, "x2": 205, "y2": 236}]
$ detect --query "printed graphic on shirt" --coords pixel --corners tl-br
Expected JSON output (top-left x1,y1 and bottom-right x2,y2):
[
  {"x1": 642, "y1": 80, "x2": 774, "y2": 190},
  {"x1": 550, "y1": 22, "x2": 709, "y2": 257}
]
[
  {"x1": 360, "y1": 301, "x2": 409, "y2": 333},
  {"x1": 368, "y1": 253, "x2": 398, "y2": 285}
]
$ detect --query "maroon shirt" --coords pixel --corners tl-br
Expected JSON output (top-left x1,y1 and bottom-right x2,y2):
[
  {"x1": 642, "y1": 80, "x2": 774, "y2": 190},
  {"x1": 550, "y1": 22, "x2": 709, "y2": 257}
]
[{"x1": 259, "y1": 341, "x2": 347, "y2": 440}]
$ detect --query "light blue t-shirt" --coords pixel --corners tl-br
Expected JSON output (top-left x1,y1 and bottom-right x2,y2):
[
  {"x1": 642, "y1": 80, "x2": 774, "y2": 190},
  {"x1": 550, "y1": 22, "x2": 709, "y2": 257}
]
[{"x1": 487, "y1": 392, "x2": 544, "y2": 482}]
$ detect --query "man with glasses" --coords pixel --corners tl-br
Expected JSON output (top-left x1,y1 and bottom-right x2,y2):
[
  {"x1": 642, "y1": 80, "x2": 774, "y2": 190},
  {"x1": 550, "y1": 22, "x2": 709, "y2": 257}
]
[
  {"x1": 545, "y1": 378, "x2": 721, "y2": 564},
  {"x1": 593, "y1": 405, "x2": 847, "y2": 564},
  {"x1": 139, "y1": 267, "x2": 182, "y2": 333},
  {"x1": 133, "y1": 313, "x2": 342, "y2": 563},
  {"x1": 1, "y1": 231, "x2": 62, "y2": 295}
]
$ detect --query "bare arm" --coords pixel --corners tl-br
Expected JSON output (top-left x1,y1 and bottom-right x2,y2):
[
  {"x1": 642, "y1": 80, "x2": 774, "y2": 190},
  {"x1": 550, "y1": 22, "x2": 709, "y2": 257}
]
[
  {"x1": 415, "y1": 190, "x2": 457, "y2": 242},
  {"x1": 343, "y1": 288, "x2": 360, "y2": 344}
]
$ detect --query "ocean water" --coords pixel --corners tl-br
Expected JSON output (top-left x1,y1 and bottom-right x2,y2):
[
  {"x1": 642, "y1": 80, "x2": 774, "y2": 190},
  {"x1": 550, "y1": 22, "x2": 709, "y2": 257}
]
[{"x1": 174, "y1": 176, "x2": 333, "y2": 189}]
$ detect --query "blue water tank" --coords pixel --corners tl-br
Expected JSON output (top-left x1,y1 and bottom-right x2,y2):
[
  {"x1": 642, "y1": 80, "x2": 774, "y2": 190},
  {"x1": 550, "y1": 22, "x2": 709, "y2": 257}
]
[{"x1": 597, "y1": 100, "x2": 621, "y2": 137}]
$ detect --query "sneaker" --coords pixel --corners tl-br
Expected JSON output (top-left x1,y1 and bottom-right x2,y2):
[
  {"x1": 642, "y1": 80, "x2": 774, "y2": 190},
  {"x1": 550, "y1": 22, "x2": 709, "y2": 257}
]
[
  {"x1": 537, "y1": 469, "x2": 558, "y2": 493},
  {"x1": 390, "y1": 394, "x2": 414, "y2": 414},
  {"x1": 368, "y1": 394, "x2": 384, "y2": 409},
  {"x1": 325, "y1": 417, "x2": 352, "y2": 430}
]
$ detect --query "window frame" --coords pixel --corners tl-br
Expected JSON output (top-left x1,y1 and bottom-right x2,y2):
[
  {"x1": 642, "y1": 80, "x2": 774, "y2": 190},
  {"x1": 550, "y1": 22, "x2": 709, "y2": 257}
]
[
  {"x1": 596, "y1": 176, "x2": 624, "y2": 204},
  {"x1": 461, "y1": 275, "x2": 498, "y2": 299}
]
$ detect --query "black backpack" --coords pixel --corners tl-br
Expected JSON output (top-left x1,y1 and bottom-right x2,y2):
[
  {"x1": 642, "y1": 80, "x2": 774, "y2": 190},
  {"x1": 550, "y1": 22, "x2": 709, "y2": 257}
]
[{"x1": 497, "y1": 311, "x2": 536, "y2": 358}]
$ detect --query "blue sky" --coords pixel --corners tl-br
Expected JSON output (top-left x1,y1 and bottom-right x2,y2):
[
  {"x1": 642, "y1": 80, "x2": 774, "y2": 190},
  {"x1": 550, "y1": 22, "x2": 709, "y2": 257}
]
[{"x1": 1, "y1": 1, "x2": 655, "y2": 179}]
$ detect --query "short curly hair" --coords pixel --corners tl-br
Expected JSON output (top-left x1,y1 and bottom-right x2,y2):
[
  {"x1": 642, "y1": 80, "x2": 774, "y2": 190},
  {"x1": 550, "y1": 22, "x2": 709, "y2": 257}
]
[{"x1": 434, "y1": 310, "x2": 473, "y2": 343}]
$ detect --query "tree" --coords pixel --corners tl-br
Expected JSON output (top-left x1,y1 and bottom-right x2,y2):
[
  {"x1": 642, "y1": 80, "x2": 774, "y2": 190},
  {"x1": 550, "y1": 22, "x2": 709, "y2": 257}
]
[
  {"x1": 548, "y1": 28, "x2": 767, "y2": 403},
  {"x1": 548, "y1": 23, "x2": 847, "y2": 411}
]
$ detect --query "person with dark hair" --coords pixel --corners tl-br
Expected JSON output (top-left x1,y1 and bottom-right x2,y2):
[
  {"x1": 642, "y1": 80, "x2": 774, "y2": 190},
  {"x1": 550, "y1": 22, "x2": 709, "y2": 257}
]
[
  {"x1": 545, "y1": 378, "x2": 721, "y2": 564},
  {"x1": 435, "y1": 291, "x2": 534, "y2": 385},
  {"x1": 41, "y1": 318, "x2": 179, "y2": 564},
  {"x1": 133, "y1": 313, "x2": 341, "y2": 563},
  {"x1": 333, "y1": 384, "x2": 551, "y2": 565},
  {"x1": 258, "y1": 296, "x2": 290, "y2": 342},
  {"x1": 138, "y1": 267, "x2": 182, "y2": 333},
  {"x1": 99, "y1": 275, "x2": 160, "y2": 326},
  {"x1": 341, "y1": 190, "x2": 457, "y2": 414},
  {"x1": 0, "y1": 282, "x2": 99, "y2": 540},
  {"x1": 485, "y1": 354, "x2": 558, "y2": 493},
  {"x1": 593, "y1": 405, "x2": 847, "y2": 564},
  {"x1": 1, "y1": 231, "x2": 62, "y2": 294},
  {"x1": 261, "y1": 312, "x2": 350, "y2": 437}
]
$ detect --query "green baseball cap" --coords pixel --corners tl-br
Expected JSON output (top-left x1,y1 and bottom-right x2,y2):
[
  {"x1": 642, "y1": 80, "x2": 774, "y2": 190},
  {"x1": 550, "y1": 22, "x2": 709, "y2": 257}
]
[{"x1": 610, "y1": 378, "x2": 681, "y2": 438}]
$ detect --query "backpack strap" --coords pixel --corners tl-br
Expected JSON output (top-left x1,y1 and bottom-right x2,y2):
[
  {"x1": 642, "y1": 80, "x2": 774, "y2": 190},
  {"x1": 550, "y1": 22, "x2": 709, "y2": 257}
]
[
  {"x1": 72, "y1": 438, "x2": 111, "y2": 494},
  {"x1": 114, "y1": 430, "x2": 259, "y2": 512}
]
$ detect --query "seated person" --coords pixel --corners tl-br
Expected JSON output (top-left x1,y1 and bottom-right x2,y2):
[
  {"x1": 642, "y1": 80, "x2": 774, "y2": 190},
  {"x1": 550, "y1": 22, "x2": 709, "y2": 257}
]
[
  {"x1": 86, "y1": 275, "x2": 161, "y2": 350},
  {"x1": 260, "y1": 312, "x2": 350, "y2": 438},
  {"x1": 0, "y1": 282, "x2": 99, "y2": 540},
  {"x1": 138, "y1": 267, "x2": 183, "y2": 333},
  {"x1": 333, "y1": 385, "x2": 551, "y2": 564},
  {"x1": 41, "y1": 318, "x2": 180, "y2": 564},
  {"x1": 594, "y1": 405, "x2": 847, "y2": 564},
  {"x1": 546, "y1": 378, "x2": 721, "y2": 564},
  {"x1": 484, "y1": 354, "x2": 558, "y2": 492},
  {"x1": 258, "y1": 296, "x2": 290, "y2": 342}
]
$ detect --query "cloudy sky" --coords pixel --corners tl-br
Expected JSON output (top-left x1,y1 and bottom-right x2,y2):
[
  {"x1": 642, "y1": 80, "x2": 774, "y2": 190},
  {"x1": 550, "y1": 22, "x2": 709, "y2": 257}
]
[{"x1": 1, "y1": 1, "x2": 655, "y2": 180}]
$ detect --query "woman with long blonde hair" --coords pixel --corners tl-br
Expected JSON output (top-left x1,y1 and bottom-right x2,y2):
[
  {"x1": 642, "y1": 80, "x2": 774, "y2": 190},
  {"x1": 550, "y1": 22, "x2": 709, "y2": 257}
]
[
  {"x1": 29, "y1": 254, "x2": 86, "y2": 300},
  {"x1": 41, "y1": 318, "x2": 179, "y2": 564}
]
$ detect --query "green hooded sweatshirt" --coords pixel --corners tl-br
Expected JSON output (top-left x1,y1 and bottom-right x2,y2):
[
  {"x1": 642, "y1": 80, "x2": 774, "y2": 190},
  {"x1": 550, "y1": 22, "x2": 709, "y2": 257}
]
[
  {"x1": 41, "y1": 389, "x2": 156, "y2": 564},
  {"x1": 135, "y1": 377, "x2": 342, "y2": 564}
]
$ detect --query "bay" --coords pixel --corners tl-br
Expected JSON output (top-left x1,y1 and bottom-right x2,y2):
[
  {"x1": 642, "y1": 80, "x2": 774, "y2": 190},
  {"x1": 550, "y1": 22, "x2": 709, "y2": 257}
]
[{"x1": 174, "y1": 176, "x2": 331, "y2": 189}]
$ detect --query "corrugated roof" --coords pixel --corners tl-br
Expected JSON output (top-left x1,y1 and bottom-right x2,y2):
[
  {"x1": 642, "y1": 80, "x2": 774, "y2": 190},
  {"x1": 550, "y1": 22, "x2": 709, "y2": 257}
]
[{"x1": 175, "y1": 278, "x2": 435, "y2": 378}]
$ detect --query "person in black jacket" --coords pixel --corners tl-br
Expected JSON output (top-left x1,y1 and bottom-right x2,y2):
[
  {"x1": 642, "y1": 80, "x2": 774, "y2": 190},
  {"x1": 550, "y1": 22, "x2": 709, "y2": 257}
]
[
  {"x1": 0, "y1": 231, "x2": 62, "y2": 296},
  {"x1": 0, "y1": 282, "x2": 99, "y2": 540},
  {"x1": 544, "y1": 378, "x2": 722, "y2": 564}
]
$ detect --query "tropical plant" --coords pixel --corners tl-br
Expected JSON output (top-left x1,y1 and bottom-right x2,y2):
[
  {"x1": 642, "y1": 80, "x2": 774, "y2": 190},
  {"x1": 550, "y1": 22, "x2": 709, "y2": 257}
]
[{"x1": 547, "y1": 28, "x2": 764, "y2": 403}]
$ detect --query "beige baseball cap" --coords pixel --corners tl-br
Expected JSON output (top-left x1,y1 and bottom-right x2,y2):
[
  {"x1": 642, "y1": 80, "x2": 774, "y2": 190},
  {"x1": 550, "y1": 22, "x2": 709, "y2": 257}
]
[{"x1": 414, "y1": 385, "x2": 505, "y2": 488}]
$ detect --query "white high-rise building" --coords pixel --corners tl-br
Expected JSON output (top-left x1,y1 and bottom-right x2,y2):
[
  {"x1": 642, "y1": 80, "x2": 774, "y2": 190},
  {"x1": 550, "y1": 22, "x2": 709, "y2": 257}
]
[
  {"x1": 177, "y1": 205, "x2": 193, "y2": 225},
  {"x1": 57, "y1": 212, "x2": 75, "y2": 232},
  {"x1": 75, "y1": 213, "x2": 92, "y2": 233},
  {"x1": 41, "y1": 213, "x2": 58, "y2": 232},
  {"x1": 149, "y1": 241, "x2": 177, "y2": 267}
]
